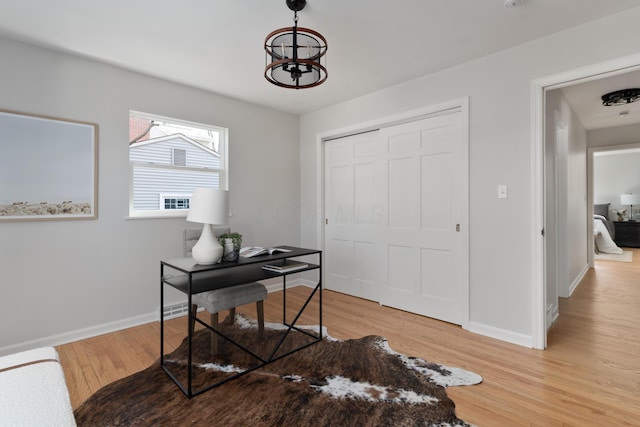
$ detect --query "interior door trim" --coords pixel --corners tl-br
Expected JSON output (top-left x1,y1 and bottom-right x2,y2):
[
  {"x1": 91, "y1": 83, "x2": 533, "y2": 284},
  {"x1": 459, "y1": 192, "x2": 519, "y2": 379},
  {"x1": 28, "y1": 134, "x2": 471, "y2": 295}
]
[{"x1": 531, "y1": 53, "x2": 640, "y2": 350}]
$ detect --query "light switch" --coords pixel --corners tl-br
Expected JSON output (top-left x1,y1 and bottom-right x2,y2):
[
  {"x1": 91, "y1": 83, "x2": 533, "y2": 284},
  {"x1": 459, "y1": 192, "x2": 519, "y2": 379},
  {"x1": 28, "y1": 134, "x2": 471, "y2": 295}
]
[{"x1": 498, "y1": 185, "x2": 508, "y2": 199}]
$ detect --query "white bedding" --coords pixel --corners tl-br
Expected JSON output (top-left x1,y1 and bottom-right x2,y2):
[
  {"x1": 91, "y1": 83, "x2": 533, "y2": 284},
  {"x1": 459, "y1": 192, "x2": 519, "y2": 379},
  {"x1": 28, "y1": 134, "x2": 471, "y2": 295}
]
[{"x1": 594, "y1": 218, "x2": 623, "y2": 254}]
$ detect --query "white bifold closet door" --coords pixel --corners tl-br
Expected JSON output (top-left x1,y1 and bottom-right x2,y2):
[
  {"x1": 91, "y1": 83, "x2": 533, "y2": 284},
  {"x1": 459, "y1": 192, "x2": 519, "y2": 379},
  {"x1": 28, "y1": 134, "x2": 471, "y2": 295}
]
[{"x1": 324, "y1": 111, "x2": 466, "y2": 325}]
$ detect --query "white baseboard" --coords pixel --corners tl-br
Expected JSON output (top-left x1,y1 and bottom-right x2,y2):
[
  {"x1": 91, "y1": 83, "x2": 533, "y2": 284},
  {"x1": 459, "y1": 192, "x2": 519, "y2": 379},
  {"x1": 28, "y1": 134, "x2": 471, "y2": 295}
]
[
  {"x1": 0, "y1": 280, "x2": 312, "y2": 357},
  {"x1": 546, "y1": 303, "x2": 559, "y2": 331},
  {"x1": 567, "y1": 263, "x2": 589, "y2": 297},
  {"x1": 264, "y1": 278, "x2": 313, "y2": 292},
  {"x1": 468, "y1": 321, "x2": 533, "y2": 348},
  {"x1": 0, "y1": 312, "x2": 157, "y2": 357}
]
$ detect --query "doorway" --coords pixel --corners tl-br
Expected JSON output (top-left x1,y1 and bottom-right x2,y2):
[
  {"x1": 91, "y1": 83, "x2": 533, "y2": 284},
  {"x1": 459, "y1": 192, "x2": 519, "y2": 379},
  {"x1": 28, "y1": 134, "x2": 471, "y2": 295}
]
[{"x1": 533, "y1": 54, "x2": 640, "y2": 349}]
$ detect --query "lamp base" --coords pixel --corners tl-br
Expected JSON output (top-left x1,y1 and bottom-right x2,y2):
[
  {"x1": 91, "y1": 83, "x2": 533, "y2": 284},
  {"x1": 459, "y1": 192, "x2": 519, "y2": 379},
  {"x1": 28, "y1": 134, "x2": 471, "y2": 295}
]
[{"x1": 191, "y1": 224, "x2": 223, "y2": 265}]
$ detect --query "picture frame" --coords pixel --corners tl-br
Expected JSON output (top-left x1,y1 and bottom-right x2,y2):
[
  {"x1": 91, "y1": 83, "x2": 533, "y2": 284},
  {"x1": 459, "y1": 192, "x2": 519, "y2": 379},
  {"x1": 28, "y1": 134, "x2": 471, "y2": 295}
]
[{"x1": 0, "y1": 109, "x2": 98, "y2": 221}]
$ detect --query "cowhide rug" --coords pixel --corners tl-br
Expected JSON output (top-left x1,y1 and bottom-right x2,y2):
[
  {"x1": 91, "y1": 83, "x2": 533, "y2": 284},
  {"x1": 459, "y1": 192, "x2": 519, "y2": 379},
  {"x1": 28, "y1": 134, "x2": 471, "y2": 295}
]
[{"x1": 74, "y1": 315, "x2": 482, "y2": 426}]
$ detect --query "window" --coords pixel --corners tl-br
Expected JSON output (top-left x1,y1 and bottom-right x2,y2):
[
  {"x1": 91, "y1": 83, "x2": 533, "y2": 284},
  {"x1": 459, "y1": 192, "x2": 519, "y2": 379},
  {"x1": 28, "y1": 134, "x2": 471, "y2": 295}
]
[
  {"x1": 172, "y1": 148, "x2": 187, "y2": 167},
  {"x1": 161, "y1": 195, "x2": 191, "y2": 210},
  {"x1": 128, "y1": 111, "x2": 228, "y2": 218}
]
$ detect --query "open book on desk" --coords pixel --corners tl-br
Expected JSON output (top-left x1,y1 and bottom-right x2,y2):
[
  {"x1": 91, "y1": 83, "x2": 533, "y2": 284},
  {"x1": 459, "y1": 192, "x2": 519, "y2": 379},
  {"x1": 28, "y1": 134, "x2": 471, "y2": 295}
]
[{"x1": 239, "y1": 246, "x2": 292, "y2": 258}]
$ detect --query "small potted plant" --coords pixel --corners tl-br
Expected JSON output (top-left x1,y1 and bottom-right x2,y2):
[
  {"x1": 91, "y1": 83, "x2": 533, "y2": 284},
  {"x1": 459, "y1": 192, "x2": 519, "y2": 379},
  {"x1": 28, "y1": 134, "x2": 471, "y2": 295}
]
[{"x1": 219, "y1": 232, "x2": 242, "y2": 261}]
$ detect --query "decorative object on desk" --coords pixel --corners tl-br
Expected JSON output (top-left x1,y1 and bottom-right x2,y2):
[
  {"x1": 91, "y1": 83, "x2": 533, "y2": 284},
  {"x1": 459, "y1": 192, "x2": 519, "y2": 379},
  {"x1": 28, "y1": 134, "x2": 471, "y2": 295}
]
[
  {"x1": 219, "y1": 232, "x2": 242, "y2": 262},
  {"x1": 264, "y1": 0, "x2": 327, "y2": 89},
  {"x1": 240, "y1": 246, "x2": 292, "y2": 258},
  {"x1": 222, "y1": 238, "x2": 236, "y2": 261},
  {"x1": 74, "y1": 315, "x2": 481, "y2": 426},
  {"x1": 616, "y1": 209, "x2": 627, "y2": 222},
  {"x1": 186, "y1": 188, "x2": 229, "y2": 264},
  {"x1": 262, "y1": 260, "x2": 309, "y2": 273},
  {"x1": 620, "y1": 193, "x2": 640, "y2": 222}
]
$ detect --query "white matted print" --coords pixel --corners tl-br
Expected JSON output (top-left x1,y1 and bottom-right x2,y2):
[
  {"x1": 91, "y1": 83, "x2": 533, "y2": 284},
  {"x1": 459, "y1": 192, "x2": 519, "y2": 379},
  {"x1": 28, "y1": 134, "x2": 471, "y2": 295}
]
[{"x1": 0, "y1": 110, "x2": 98, "y2": 221}]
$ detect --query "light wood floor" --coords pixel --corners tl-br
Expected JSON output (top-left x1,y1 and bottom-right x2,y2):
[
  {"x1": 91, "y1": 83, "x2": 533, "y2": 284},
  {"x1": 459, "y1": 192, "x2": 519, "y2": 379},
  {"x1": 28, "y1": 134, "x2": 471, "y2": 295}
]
[{"x1": 57, "y1": 249, "x2": 640, "y2": 426}]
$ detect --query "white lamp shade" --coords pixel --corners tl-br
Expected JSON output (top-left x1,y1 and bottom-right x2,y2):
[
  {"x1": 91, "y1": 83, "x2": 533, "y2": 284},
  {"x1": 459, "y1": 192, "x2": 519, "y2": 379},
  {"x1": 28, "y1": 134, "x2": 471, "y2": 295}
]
[
  {"x1": 620, "y1": 194, "x2": 640, "y2": 205},
  {"x1": 186, "y1": 188, "x2": 229, "y2": 264},
  {"x1": 186, "y1": 188, "x2": 229, "y2": 225}
]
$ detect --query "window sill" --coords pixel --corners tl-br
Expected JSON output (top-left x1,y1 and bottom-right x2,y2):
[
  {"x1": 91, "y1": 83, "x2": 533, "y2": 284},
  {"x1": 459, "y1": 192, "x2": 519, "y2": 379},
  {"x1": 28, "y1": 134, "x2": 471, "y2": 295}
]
[{"x1": 126, "y1": 211, "x2": 188, "y2": 220}]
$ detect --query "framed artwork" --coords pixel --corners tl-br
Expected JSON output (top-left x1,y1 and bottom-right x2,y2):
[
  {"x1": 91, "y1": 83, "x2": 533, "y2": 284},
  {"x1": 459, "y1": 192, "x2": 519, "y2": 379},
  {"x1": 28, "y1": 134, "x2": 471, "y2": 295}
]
[{"x1": 0, "y1": 109, "x2": 98, "y2": 221}]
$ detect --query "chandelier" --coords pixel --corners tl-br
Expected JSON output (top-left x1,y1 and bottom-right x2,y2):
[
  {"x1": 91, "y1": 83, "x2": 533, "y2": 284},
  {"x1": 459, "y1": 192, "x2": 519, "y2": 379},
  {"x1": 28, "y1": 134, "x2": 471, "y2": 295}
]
[
  {"x1": 264, "y1": 0, "x2": 327, "y2": 89},
  {"x1": 601, "y1": 88, "x2": 640, "y2": 106}
]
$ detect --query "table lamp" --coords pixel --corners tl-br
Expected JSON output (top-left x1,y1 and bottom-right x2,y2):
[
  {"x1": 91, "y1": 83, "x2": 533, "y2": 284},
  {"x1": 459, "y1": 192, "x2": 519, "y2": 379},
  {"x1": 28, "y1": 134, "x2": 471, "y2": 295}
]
[
  {"x1": 620, "y1": 193, "x2": 640, "y2": 222},
  {"x1": 186, "y1": 188, "x2": 229, "y2": 264}
]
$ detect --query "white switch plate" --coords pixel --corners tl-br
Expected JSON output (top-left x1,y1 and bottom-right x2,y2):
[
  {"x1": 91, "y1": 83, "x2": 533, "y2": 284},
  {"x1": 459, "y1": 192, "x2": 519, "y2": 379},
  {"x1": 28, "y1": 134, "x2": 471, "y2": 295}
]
[{"x1": 498, "y1": 185, "x2": 508, "y2": 199}]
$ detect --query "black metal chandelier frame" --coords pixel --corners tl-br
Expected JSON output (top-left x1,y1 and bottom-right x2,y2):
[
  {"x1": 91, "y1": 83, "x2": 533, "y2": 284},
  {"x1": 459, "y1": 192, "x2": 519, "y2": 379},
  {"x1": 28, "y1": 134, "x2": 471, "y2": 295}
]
[
  {"x1": 601, "y1": 88, "x2": 640, "y2": 106},
  {"x1": 264, "y1": 0, "x2": 327, "y2": 89}
]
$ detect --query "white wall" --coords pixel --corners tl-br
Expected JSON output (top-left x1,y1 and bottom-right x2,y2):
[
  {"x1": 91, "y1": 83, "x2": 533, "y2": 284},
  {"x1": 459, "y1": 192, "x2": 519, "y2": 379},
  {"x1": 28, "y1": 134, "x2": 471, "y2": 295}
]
[
  {"x1": 589, "y1": 124, "x2": 640, "y2": 216},
  {"x1": 299, "y1": 7, "x2": 640, "y2": 345},
  {"x1": 0, "y1": 37, "x2": 300, "y2": 354},
  {"x1": 589, "y1": 122, "x2": 640, "y2": 148},
  {"x1": 546, "y1": 89, "x2": 588, "y2": 304},
  {"x1": 565, "y1": 106, "x2": 588, "y2": 298},
  {"x1": 594, "y1": 151, "x2": 640, "y2": 215},
  {"x1": 543, "y1": 95, "x2": 560, "y2": 326}
]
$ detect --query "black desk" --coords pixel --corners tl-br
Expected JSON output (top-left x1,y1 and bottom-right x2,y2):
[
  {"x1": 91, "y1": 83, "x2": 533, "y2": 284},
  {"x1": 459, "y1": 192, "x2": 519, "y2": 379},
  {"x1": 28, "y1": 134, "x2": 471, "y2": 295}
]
[{"x1": 160, "y1": 246, "x2": 322, "y2": 397}]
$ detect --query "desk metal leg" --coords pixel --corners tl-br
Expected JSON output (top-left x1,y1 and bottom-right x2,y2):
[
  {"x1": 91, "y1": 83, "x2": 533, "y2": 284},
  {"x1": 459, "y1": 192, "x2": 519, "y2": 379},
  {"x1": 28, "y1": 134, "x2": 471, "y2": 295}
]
[
  {"x1": 282, "y1": 275, "x2": 287, "y2": 325},
  {"x1": 187, "y1": 272, "x2": 193, "y2": 397},
  {"x1": 160, "y1": 263, "x2": 165, "y2": 367},
  {"x1": 319, "y1": 252, "x2": 323, "y2": 339}
]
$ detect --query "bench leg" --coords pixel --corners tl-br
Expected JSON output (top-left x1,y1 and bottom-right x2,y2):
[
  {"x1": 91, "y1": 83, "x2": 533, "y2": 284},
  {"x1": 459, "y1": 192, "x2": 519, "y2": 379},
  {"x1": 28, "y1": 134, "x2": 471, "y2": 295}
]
[
  {"x1": 210, "y1": 312, "x2": 219, "y2": 354},
  {"x1": 257, "y1": 300, "x2": 264, "y2": 337}
]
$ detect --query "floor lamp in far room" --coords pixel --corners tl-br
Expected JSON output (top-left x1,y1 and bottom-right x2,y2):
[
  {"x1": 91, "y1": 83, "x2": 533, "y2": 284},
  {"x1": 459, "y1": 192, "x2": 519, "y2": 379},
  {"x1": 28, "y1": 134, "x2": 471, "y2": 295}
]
[
  {"x1": 620, "y1": 193, "x2": 640, "y2": 222},
  {"x1": 187, "y1": 188, "x2": 229, "y2": 264}
]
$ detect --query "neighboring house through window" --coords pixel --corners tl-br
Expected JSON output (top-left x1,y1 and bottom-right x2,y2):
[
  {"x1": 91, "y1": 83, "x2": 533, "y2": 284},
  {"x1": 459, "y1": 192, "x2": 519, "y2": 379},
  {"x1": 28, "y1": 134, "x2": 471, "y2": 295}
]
[{"x1": 128, "y1": 111, "x2": 228, "y2": 218}]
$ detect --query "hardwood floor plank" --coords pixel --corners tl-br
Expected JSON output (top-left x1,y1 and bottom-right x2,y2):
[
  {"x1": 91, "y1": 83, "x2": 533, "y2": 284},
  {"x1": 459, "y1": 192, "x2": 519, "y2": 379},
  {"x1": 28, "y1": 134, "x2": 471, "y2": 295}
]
[{"x1": 57, "y1": 249, "x2": 640, "y2": 426}]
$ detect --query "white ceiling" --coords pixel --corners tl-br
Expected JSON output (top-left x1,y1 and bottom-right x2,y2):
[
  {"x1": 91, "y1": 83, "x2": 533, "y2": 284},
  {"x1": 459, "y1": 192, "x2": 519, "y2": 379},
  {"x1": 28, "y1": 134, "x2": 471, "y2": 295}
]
[
  {"x1": 560, "y1": 69, "x2": 640, "y2": 130},
  {"x1": 1, "y1": 0, "x2": 640, "y2": 115}
]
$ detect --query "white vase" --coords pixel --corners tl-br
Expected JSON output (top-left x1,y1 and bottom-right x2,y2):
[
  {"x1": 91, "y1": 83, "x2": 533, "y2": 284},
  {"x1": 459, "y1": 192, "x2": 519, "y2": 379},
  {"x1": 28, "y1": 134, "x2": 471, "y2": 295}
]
[{"x1": 191, "y1": 224, "x2": 223, "y2": 265}]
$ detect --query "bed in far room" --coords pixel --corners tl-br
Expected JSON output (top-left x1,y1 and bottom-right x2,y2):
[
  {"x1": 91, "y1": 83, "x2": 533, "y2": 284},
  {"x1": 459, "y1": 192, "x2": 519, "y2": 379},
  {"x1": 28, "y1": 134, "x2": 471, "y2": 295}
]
[{"x1": 594, "y1": 203, "x2": 623, "y2": 255}]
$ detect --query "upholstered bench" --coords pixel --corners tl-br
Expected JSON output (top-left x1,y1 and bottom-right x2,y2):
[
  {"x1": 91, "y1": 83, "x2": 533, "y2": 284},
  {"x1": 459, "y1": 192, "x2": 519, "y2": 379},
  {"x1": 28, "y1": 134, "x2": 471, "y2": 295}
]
[
  {"x1": 191, "y1": 282, "x2": 267, "y2": 353},
  {"x1": 0, "y1": 347, "x2": 76, "y2": 426}
]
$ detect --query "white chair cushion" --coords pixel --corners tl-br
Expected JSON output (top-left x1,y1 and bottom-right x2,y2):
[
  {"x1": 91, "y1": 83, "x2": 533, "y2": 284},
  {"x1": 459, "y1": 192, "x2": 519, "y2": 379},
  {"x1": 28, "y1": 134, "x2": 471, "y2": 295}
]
[{"x1": 192, "y1": 282, "x2": 267, "y2": 313}]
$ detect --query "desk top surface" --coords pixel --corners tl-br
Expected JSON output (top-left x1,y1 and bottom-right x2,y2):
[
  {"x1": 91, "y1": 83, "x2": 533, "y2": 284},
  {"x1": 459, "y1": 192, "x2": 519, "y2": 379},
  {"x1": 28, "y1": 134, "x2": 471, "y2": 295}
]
[{"x1": 161, "y1": 245, "x2": 320, "y2": 274}]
